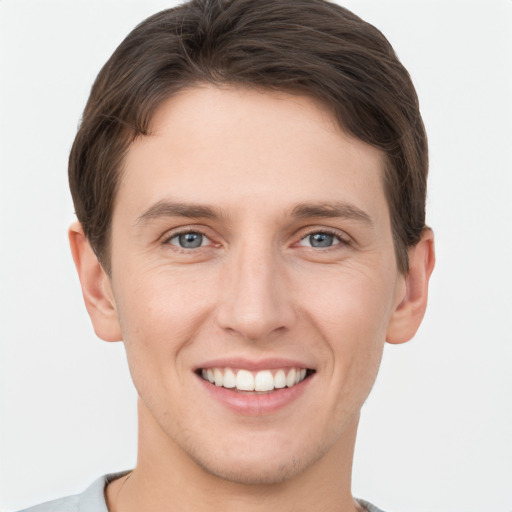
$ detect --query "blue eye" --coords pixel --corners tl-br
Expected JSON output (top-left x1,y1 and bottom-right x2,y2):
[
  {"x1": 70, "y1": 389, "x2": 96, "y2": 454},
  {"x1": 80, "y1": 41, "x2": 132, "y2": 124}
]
[
  {"x1": 299, "y1": 232, "x2": 341, "y2": 248},
  {"x1": 169, "y1": 232, "x2": 207, "y2": 249}
]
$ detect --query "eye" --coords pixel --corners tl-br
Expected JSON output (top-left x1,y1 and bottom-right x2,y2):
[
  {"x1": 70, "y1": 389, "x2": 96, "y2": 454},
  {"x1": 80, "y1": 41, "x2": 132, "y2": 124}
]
[
  {"x1": 298, "y1": 231, "x2": 344, "y2": 248},
  {"x1": 167, "y1": 231, "x2": 210, "y2": 249}
]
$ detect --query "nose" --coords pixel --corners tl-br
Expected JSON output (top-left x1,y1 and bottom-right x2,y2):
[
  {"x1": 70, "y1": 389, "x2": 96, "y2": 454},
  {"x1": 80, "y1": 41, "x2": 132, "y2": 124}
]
[{"x1": 215, "y1": 240, "x2": 297, "y2": 342}]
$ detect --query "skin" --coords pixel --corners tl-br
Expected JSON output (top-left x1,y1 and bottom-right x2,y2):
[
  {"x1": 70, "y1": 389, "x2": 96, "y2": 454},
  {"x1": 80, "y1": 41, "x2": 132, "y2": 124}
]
[{"x1": 70, "y1": 85, "x2": 435, "y2": 512}]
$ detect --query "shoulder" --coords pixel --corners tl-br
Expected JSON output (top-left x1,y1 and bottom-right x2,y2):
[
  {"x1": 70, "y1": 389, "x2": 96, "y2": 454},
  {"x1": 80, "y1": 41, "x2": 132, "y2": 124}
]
[
  {"x1": 357, "y1": 498, "x2": 389, "y2": 512},
  {"x1": 16, "y1": 493, "x2": 80, "y2": 512},
  {"x1": 15, "y1": 472, "x2": 130, "y2": 512}
]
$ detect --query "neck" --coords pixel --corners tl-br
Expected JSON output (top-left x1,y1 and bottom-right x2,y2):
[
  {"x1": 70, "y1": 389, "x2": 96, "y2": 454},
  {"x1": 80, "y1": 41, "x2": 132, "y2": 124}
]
[{"x1": 107, "y1": 399, "x2": 361, "y2": 512}]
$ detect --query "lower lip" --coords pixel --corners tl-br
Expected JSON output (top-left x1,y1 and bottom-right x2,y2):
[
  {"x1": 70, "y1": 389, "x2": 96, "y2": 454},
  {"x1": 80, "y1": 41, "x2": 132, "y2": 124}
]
[{"x1": 196, "y1": 374, "x2": 313, "y2": 416}]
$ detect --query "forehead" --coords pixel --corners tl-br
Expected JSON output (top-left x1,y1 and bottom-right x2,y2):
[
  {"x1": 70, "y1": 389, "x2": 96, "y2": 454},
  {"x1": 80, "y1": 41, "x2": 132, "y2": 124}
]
[{"x1": 117, "y1": 85, "x2": 388, "y2": 226}]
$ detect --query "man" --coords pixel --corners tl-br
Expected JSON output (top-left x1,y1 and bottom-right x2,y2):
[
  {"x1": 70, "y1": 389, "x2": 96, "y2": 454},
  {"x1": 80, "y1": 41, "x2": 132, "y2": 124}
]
[{"x1": 20, "y1": 0, "x2": 434, "y2": 510}]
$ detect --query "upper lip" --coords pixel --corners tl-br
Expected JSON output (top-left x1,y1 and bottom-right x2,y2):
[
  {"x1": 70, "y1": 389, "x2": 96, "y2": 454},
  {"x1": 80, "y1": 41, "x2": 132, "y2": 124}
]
[{"x1": 195, "y1": 357, "x2": 315, "y2": 372}]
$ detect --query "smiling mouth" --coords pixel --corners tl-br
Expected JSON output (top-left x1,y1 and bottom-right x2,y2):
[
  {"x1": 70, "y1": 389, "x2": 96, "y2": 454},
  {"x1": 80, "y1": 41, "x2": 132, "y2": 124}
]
[{"x1": 198, "y1": 367, "x2": 315, "y2": 393}]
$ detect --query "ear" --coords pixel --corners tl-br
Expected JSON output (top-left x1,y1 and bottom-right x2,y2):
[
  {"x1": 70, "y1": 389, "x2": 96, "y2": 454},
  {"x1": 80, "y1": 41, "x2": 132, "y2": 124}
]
[
  {"x1": 68, "y1": 221, "x2": 122, "y2": 342},
  {"x1": 386, "y1": 228, "x2": 435, "y2": 344}
]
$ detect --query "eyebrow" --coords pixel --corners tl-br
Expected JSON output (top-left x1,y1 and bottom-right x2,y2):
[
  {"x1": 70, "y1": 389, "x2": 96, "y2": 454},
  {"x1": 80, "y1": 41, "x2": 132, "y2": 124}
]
[
  {"x1": 290, "y1": 201, "x2": 373, "y2": 225},
  {"x1": 135, "y1": 199, "x2": 373, "y2": 226},
  {"x1": 135, "y1": 200, "x2": 225, "y2": 225}
]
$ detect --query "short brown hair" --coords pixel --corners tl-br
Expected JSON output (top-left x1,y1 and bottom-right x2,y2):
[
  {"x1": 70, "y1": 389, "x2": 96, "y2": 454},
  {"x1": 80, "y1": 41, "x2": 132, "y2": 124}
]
[{"x1": 69, "y1": 0, "x2": 428, "y2": 274}]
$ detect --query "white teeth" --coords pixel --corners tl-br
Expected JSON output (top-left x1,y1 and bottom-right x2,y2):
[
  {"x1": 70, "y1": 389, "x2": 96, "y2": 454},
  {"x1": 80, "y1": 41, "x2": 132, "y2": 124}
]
[
  {"x1": 200, "y1": 367, "x2": 309, "y2": 392},
  {"x1": 274, "y1": 369, "x2": 286, "y2": 389},
  {"x1": 254, "y1": 370, "x2": 274, "y2": 392},
  {"x1": 213, "y1": 368, "x2": 223, "y2": 387},
  {"x1": 286, "y1": 368, "x2": 296, "y2": 387},
  {"x1": 223, "y1": 368, "x2": 236, "y2": 388},
  {"x1": 236, "y1": 369, "x2": 255, "y2": 391}
]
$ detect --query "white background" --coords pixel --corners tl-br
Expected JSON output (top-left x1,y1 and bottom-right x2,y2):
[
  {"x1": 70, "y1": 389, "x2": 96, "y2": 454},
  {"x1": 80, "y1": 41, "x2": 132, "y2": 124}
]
[{"x1": 1, "y1": 1, "x2": 511, "y2": 511}]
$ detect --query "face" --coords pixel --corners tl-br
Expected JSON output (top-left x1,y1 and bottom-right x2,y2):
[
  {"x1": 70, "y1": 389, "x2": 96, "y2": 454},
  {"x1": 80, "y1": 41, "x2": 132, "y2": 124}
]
[{"x1": 106, "y1": 85, "x2": 406, "y2": 484}]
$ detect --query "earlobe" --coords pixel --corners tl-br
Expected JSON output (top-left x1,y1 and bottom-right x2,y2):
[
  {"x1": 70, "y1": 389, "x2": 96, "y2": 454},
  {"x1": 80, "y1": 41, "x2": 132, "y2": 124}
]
[
  {"x1": 386, "y1": 228, "x2": 435, "y2": 344},
  {"x1": 68, "y1": 221, "x2": 122, "y2": 342}
]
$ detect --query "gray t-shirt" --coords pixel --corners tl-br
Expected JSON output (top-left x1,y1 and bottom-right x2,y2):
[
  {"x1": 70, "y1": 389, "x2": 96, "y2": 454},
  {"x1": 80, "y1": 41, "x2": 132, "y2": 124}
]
[{"x1": 17, "y1": 473, "x2": 386, "y2": 512}]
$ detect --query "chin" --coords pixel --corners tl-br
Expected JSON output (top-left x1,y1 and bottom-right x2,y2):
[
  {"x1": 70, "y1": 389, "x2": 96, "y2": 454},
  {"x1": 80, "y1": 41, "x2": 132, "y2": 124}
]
[
  {"x1": 190, "y1": 451, "x2": 313, "y2": 486},
  {"x1": 179, "y1": 429, "x2": 335, "y2": 487}
]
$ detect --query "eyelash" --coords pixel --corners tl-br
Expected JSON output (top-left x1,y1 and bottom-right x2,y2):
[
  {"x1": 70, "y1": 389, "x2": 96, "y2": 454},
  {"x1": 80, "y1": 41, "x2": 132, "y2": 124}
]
[
  {"x1": 163, "y1": 229, "x2": 215, "y2": 251},
  {"x1": 162, "y1": 227, "x2": 350, "y2": 251},
  {"x1": 296, "y1": 229, "x2": 350, "y2": 249}
]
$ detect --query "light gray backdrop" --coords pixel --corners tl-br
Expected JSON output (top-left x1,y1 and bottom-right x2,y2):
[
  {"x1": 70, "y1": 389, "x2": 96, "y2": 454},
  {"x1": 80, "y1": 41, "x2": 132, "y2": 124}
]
[{"x1": 1, "y1": 1, "x2": 511, "y2": 511}]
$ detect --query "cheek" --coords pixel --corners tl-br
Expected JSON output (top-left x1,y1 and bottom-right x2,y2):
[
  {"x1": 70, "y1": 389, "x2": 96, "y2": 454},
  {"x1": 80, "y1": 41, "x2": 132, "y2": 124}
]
[
  {"x1": 301, "y1": 268, "x2": 393, "y2": 393},
  {"x1": 111, "y1": 268, "x2": 217, "y2": 415},
  {"x1": 302, "y1": 266, "x2": 396, "y2": 341},
  {"x1": 112, "y1": 265, "x2": 218, "y2": 367}
]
